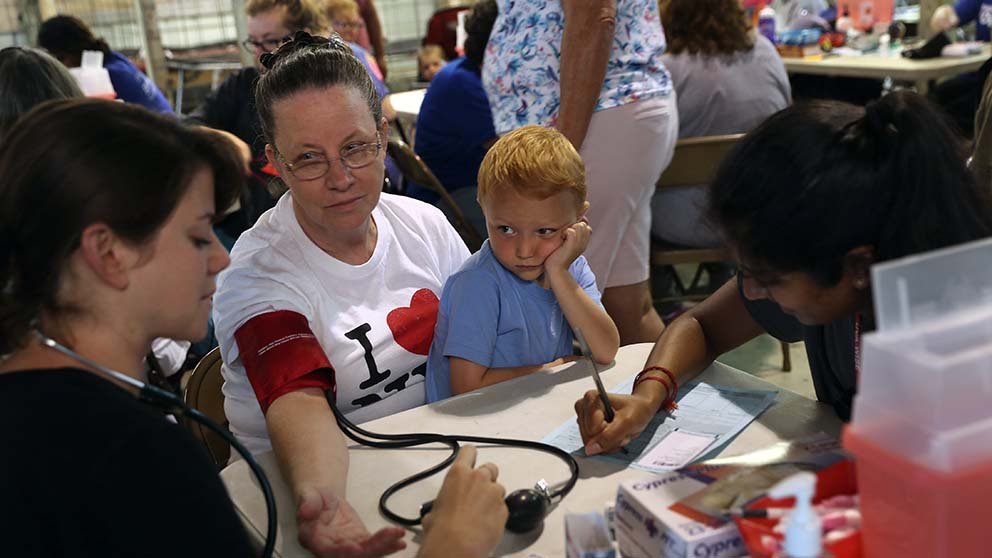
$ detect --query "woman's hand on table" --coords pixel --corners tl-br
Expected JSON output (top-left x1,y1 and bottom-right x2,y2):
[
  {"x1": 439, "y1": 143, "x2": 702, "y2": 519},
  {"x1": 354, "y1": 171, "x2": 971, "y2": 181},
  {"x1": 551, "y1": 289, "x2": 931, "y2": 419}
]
[
  {"x1": 419, "y1": 445, "x2": 508, "y2": 558},
  {"x1": 296, "y1": 486, "x2": 406, "y2": 557},
  {"x1": 574, "y1": 390, "x2": 660, "y2": 455}
]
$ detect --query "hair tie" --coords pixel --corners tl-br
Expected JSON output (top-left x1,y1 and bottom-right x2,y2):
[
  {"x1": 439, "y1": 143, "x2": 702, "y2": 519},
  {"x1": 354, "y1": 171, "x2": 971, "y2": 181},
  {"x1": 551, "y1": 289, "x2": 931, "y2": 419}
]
[
  {"x1": 259, "y1": 51, "x2": 277, "y2": 69},
  {"x1": 260, "y1": 31, "x2": 333, "y2": 70},
  {"x1": 292, "y1": 30, "x2": 315, "y2": 44},
  {"x1": 328, "y1": 32, "x2": 348, "y2": 50},
  {"x1": 863, "y1": 99, "x2": 899, "y2": 142}
]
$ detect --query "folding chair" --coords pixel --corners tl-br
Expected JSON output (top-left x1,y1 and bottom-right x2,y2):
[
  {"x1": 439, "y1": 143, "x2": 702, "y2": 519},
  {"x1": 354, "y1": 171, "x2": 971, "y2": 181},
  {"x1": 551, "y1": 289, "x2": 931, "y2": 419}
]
[
  {"x1": 183, "y1": 347, "x2": 232, "y2": 468},
  {"x1": 652, "y1": 133, "x2": 791, "y2": 371},
  {"x1": 386, "y1": 139, "x2": 484, "y2": 252}
]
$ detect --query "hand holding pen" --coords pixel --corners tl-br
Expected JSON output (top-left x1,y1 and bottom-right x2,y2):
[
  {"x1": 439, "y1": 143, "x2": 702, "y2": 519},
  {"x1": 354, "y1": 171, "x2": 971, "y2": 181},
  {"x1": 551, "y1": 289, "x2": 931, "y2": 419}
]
[
  {"x1": 573, "y1": 329, "x2": 632, "y2": 455},
  {"x1": 574, "y1": 390, "x2": 660, "y2": 455}
]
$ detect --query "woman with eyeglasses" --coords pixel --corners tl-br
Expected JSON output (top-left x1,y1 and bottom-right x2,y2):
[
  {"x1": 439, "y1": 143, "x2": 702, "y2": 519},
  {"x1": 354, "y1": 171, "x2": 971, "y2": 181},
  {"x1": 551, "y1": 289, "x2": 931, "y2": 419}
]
[
  {"x1": 187, "y1": 0, "x2": 326, "y2": 164},
  {"x1": 212, "y1": 35, "x2": 474, "y2": 556}
]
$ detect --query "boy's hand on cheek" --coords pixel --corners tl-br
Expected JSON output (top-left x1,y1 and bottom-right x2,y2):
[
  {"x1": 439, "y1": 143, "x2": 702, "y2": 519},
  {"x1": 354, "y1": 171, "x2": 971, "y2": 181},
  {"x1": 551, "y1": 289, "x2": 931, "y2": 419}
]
[{"x1": 545, "y1": 220, "x2": 592, "y2": 273}]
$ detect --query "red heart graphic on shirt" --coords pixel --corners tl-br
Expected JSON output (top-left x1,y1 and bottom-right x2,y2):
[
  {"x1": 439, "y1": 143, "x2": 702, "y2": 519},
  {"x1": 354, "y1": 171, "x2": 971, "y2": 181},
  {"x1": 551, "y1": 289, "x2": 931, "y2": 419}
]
[{"x1": 386, "y1": 289, "x2": 440, "y2": 356}]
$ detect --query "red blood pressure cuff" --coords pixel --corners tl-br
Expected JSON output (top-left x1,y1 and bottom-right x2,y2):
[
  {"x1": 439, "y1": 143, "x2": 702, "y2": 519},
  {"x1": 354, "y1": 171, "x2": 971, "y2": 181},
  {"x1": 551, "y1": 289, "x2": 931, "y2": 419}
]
[{"x1": 234, "y1": 310, "x2": 336, "y2": 414}]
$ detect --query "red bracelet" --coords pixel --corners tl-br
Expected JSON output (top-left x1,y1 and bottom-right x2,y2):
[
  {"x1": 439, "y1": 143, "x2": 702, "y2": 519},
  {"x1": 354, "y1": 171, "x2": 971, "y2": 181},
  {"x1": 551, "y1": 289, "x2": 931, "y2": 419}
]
[{"x1": 633, "y1": 366, "x2": 679, "y2": 413}]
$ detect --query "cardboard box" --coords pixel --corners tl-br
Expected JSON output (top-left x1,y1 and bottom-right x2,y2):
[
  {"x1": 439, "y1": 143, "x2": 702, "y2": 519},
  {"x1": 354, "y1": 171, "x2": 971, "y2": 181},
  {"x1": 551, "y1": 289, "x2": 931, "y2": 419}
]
[
  {"x1": 614, "y1": 436, "x2": 848, "y2": 558},
  {"x1": 776, "y1": 43, "x2": 823, "y2": 58},
  {"x1": 615, "y1": 476, "x2": 746, "y2": 558}
]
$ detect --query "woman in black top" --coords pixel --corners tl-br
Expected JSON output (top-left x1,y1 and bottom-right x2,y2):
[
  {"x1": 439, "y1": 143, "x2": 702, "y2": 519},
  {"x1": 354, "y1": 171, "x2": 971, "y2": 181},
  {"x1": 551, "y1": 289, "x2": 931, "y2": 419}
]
[
  {"x1": 574, "y1": 92, "x2": 992, "y2": 454},
  {"x1": 0, "y1": 99, "x2": 251, "y2": 556}
]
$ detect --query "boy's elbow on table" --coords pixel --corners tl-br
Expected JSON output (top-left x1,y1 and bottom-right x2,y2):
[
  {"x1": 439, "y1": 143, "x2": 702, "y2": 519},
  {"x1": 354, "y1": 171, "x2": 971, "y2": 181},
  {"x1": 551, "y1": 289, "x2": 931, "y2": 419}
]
[{"x1": 594, "y1": 347, "x2": 618, "y2": 366}]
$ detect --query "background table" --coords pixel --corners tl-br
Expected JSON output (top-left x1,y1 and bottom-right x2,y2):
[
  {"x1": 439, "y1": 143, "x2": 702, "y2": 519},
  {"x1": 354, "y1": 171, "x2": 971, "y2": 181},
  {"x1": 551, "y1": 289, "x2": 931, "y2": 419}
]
[
  {"x1": 390, "y1": 88, "x2": 426, "y2": 121},
  {"x1": 782, "y1": 44, "x2": 991, "y2": 93},
  {"x1": 221, "y1": 343, "x2": 842, "y2": 557},
  {"x1": 166, "y1": 58, "x2": 243, "y2": 114}
]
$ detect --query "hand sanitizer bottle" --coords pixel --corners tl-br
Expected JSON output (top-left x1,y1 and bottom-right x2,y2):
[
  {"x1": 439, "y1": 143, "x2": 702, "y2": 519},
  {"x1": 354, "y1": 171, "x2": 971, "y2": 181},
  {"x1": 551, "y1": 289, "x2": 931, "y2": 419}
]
[
  {"x1": 768, "y1": 472, "x2": 832, "y2": 558},
  {"x1": 759, "y1": 6, "x2": 777, "y2": 43}
]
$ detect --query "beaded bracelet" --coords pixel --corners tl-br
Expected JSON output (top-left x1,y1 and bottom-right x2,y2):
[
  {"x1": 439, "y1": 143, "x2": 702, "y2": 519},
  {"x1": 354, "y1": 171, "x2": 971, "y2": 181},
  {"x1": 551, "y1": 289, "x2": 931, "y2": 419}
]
[{"x1": 632, "y1": 365, "x2": 679, "y2": 413}]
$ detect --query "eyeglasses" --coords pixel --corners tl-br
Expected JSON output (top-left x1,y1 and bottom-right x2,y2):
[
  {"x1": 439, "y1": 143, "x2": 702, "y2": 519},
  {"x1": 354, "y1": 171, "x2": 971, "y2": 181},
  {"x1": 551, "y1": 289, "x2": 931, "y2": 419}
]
[
  {"x1": 241, "y1": 34, "x2": 292, "y2": 53},
  {"x1": 274, "y1": 134, "x2": 382, "y2": 181},
  {"x1": 332, "y1": 20, "x2": 365, "y2": 30}
]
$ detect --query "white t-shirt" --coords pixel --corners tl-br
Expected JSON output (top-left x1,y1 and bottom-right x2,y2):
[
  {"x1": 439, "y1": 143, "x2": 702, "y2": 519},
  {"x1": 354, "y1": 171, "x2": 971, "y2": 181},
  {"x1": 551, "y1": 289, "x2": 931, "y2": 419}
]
[{"x1": 213, "y1": 192, "x2": 470, "y2": 454}]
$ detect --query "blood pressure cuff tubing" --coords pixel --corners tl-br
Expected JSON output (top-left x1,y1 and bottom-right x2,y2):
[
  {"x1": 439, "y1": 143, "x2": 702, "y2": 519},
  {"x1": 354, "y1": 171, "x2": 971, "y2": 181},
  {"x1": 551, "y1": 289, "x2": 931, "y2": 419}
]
[{"x1": 234, "y1": 310, "x2": 336, "y2": 414}]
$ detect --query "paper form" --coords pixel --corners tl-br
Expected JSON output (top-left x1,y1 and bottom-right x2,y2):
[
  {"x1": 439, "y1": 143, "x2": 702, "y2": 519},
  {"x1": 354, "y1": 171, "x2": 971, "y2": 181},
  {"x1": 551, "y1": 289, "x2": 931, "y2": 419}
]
[
  {"x1": 636, "y1": 430, "x2": 717, "y2": 471},
  {"x1": 542, "y1": 380, "x2": 777, "y2": 474}
]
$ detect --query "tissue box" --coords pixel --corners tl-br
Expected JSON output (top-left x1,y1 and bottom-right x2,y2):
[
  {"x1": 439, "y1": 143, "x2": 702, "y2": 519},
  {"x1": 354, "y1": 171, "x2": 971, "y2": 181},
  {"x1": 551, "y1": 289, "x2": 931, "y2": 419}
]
[
  {"x1": 565, "y1": 512, "x2": 616, "y2": 558},
  {"x1": 615, "y1": 477, "x2": 746, "y2": 558}
]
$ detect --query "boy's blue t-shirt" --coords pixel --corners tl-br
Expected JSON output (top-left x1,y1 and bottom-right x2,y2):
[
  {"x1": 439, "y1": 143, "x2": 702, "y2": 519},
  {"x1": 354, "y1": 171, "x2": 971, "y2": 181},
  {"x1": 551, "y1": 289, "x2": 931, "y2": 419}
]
[
  {"x1": 425, "y1": 240, "x2": 602, "y2": 402},
  {"x1": 104, "y1": 51, "x2": 172, "y2": 113},
  {"x1": 955, "y1": 0, "x2": 992, "y2": 41}
]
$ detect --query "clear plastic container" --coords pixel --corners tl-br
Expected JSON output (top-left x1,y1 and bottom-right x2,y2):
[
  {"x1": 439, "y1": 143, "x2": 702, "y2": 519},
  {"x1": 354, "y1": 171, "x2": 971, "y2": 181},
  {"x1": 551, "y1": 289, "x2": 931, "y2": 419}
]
[
  {"x1": 844, "y1": 237, "x2": 992, "y2": 558},
  {"x1": 68, "y1": 50, "x2": 117, "y2": 100}
]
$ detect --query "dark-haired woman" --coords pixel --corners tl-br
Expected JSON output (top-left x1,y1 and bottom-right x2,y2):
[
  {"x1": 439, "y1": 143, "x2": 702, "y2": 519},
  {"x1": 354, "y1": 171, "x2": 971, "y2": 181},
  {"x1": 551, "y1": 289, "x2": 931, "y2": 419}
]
[
  {"x1": 411, "y1": 0, "x2": 499, "y2": 237},
  {"x1": 212, "y1": 35, "x2": 472, "y2": 555},
  {"x1": 651, "y1": 0, "x2": 790, "y2": 248},
  {"x1": 37, "y1": 15, "x2": 172, "y2": 113},
  {"x1": 574, "y1": 91, "x2": 992, "y2": 455},
  {"x1": 0, "y1": 99, "x2": 252, "y2": 556},
  {"x1": 0, "y1": 46, "x2": 82, "y2": 139}
]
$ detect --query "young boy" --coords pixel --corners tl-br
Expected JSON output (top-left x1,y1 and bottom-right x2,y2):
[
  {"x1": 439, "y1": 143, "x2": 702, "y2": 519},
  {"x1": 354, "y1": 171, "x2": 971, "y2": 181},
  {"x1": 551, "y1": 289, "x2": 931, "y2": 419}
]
[
  {"x1": 425, "y1": 125, "x2": 620, "y2": 402},
  {"x1": 417, "y1": 44, "x2": 447, "y2": 82}
]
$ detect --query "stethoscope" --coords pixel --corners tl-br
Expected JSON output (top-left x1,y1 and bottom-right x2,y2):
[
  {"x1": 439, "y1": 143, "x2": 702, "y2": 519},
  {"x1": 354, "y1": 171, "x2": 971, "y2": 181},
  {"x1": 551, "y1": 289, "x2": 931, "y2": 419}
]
[
  {"x1": 34, "y1": 331, "x2": 278, "y2": 558},
  {"x1": 37, "y1": 330, "x2": 583, "y2": 553},
  {"x1": 326, "y1": 391, "x2": 581, "y2": 534}
]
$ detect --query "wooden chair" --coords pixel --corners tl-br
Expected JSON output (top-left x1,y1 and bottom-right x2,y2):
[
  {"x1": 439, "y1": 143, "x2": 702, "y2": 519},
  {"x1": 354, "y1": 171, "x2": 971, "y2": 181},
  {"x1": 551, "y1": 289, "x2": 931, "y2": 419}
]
[
  {"x1": 183, "y1": 347, "x2": 232, "y2": 468},
  {"x1": 386, "y1": 139, "x2": 484, "y2": 252},
  {"x1": 652, "y1": 134, "x2": 742, "y2": 303},
  {"x1": 653, "y1": 134, "x2": 791, "y2": 371}
]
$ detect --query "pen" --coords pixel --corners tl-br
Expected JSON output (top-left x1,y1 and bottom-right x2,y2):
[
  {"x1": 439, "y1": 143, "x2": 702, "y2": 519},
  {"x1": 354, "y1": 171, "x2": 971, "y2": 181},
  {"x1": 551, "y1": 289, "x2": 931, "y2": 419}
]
[{"x1": 574, "y1": 328, "x2": 628, "y2": 455}]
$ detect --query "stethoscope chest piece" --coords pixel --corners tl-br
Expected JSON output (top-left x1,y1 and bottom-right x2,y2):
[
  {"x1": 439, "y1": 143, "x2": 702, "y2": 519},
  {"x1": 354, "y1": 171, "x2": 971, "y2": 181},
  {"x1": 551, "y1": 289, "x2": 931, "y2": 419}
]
[{"x1": 505, "y1": 479, "x2": 553, "y2": 534}]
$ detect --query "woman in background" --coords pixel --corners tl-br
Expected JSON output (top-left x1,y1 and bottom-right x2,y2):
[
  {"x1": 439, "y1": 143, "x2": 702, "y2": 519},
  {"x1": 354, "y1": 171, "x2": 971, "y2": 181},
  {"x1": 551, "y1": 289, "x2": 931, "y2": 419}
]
[
  {"x1": 652, "y1": 0, "x2": 790, "y2": 248},
  {"x1": 0, "y1": 46, "x2": 82, "y2": 139},
  {"x1": 411, "y1": 0, "x2": 499, "y2": 237},
  {"x1": 37, "y1": 15, "x2": 172, "y2": 113},
  {"x1": 484, "y1": 0, "x2": 678, "y2": 345}
]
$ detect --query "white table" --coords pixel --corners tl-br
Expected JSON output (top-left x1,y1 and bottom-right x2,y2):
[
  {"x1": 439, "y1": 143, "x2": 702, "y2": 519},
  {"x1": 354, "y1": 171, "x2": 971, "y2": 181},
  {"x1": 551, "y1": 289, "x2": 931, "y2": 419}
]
[
  {"x1": 782, "y1": 44, "x2": 991, "y2": 94},
  {"x1": 390, "y1": 88, "x2": 426, "y2": 122},
  {"x1": 388, "y1": 88, "x2": 426, "y2": 145},
  {"x1": 221, "y1": 343, "x2": 841, "y2": 557}
]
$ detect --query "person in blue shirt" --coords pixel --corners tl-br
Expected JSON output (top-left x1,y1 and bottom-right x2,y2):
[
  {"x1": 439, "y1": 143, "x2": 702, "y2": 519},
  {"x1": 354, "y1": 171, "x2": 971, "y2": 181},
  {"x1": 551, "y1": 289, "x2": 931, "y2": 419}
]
[
  {"x1": 410, "y1": 0, "x2": 498, "y2": 238},
  {"x1": 38, "y1": 15, "x2": 172, "y2": 113},
  {"x1": 932, "y1": 0, "x2": 992, "y2": 41},
  {"x1": 426, "y1": 125, "x2": 619, "y2": 402}
]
